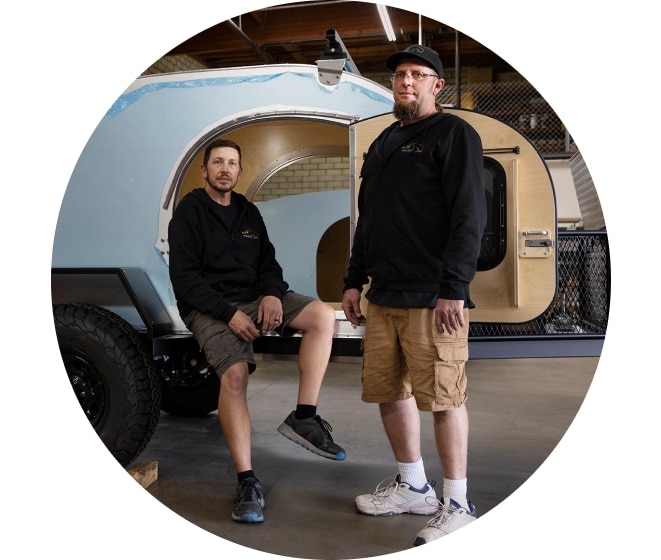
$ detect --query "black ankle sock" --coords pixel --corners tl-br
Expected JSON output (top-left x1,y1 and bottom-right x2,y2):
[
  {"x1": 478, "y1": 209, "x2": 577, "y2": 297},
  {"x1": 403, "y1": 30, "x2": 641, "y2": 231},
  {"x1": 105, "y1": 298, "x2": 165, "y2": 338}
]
[
  {"x1": 238, "y1": 470, "x2": 256, "y2": 483},
  {"x1": 295, "y1": 404, "x2": 317, "y2": 419}
]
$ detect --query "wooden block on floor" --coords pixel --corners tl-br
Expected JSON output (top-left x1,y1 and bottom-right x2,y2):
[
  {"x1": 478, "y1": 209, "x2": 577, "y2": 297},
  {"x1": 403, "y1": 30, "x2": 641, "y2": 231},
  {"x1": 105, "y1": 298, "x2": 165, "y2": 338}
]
[{"x1": 127, "y1": 460, "x2": 158, "y2": 488}]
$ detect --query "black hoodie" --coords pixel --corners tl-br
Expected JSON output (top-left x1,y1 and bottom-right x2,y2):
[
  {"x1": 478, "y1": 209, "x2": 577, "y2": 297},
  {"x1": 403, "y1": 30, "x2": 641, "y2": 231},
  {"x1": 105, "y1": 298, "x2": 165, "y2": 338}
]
[
  {"x1": 343, "y1": 111, "x2": 487, "y2": 306},
  {"x1": 168, "y1": 188, "x2": 289, "y2": 324}
]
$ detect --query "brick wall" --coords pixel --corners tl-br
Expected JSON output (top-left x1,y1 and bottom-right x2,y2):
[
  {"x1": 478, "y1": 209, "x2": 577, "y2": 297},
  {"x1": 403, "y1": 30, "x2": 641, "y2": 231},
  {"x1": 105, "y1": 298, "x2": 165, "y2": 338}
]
[
  {"x1": 142, "y1": 54, "x2": 207, "y2": 75},
  {"x1": 255, "y1": 156, "x2": 350, "y2": 201}
]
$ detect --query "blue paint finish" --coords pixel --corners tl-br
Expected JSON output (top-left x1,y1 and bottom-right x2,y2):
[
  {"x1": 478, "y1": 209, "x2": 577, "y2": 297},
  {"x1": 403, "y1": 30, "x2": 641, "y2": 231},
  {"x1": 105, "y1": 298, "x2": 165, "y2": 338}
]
[
  {"x1": 107, "y1": 70, "x2": 391, "y2": 117},
  {"x1": 258, "y1": 190, "x2": 350, "y2": 298},
  {"x1": 52, "y1": 65, "x2": 392, "y2": 329}
]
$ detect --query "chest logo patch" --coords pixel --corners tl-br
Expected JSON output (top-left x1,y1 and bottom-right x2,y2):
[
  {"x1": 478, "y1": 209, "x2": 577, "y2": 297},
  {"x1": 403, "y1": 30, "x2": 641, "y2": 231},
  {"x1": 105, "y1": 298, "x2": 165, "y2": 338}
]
[
  {"x1": 401, "y1": 143, "x2": 424, "y2": 153},
  {"x1": 241, "y1": 228, "x2": 259, "y2": 239}
]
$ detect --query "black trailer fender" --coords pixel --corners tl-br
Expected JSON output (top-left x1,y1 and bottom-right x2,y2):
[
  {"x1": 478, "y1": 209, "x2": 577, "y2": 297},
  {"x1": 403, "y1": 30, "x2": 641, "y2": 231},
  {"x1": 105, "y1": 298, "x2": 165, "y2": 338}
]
[{"x1": 51, "y1": 267, "x2": 173, "y2": 340}]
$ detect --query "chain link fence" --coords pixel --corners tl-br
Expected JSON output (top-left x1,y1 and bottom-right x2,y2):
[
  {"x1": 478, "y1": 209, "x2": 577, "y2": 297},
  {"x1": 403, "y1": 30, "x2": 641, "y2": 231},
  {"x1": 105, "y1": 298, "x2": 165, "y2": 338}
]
[
  {"x1": 471, "y1": 231, "x2": 609, "y2": 338},
  {"x1": 439, "y1": 81, "x2": 576, "y2": 155}
]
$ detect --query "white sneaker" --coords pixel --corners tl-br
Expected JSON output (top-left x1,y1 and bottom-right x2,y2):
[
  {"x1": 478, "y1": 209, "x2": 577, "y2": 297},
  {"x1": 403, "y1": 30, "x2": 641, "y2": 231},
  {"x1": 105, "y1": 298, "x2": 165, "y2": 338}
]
[
  {"x1": 413, "y1": 498, "x2": 477, "y2": 545},
  {"x1": 355, "y1": 475, "x2": 437, "y2": 516}
]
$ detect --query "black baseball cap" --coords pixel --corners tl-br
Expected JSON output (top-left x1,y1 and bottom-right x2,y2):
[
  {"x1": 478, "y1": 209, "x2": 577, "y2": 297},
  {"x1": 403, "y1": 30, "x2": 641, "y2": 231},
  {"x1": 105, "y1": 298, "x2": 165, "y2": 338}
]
[{"x1": 386, "y1": 45, "x2": 444, "y2": 78}]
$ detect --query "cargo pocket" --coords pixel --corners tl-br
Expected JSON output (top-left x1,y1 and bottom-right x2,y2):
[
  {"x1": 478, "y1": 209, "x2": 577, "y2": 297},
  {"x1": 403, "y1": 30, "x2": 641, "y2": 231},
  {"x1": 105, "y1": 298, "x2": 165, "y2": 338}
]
[
  {"x1": 435, "y1": 340, "x2": 468, "y2": 364},
  {"x1": 433, "y1": 340, "x2": 469, "y2": 405}
]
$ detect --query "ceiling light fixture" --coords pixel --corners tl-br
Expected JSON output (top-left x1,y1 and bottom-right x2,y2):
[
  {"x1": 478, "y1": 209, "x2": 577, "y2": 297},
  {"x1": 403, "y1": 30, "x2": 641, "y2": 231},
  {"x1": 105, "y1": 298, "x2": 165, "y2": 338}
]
[{"x1": 377, "y1": 4, "x2": 397, "y2": 42}]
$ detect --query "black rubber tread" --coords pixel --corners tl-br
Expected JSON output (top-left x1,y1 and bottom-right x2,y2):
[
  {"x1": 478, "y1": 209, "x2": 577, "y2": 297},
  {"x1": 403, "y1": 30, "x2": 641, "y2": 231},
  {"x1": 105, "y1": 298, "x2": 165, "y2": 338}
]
[{"x1": 53, "y1": 303, "x2": 161, "y2": 467}]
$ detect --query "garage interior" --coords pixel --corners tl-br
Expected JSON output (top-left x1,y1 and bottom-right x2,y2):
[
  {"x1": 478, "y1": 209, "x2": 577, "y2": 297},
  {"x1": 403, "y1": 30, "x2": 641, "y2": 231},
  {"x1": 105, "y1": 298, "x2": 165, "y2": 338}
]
[{"x1": 72, "y1": 2, "x2": 609, "y2": 558}]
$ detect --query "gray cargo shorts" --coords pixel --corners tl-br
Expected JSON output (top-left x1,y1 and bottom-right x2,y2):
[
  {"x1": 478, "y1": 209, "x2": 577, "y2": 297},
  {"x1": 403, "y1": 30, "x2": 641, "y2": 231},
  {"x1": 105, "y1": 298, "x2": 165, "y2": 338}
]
[{"x1": 184, "y1": 291, "x2": 315, "y2": 376}]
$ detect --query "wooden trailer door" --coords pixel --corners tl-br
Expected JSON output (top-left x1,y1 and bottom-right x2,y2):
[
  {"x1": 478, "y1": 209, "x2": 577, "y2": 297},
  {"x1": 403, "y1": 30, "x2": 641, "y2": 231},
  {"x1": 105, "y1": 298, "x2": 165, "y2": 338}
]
[{"x1": 349, "y1": 110, "x2": 557, "y2": 323}]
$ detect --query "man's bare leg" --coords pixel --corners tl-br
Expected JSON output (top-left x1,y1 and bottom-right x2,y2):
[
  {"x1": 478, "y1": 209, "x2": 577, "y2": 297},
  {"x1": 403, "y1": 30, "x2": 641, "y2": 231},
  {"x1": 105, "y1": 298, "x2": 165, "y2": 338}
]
[
  {"x1": 288, "y1": 300, "x2": 335, "y2": 405},
  {"x1": 380, "y1": 398, "x2": 422, "y2": 463},
  {"x1": 433, "y1": 404, "x2": 469, "y2": 480},
  {"x1": 278, "y1": 301, "x2": 346, "y2": 460},
  {"x1": 218, "y1": 362, "x2": 252, "y2": 473}
]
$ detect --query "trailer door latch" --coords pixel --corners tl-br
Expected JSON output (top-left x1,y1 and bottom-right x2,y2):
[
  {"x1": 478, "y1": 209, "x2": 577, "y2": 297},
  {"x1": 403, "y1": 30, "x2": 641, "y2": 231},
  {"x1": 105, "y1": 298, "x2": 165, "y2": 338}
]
[
  {"x1": 519, "y1": 229, "x2": 555, "y2": 257},
  {"x1": 525, "y1": 239, "x2": 555, "y2": 247}
]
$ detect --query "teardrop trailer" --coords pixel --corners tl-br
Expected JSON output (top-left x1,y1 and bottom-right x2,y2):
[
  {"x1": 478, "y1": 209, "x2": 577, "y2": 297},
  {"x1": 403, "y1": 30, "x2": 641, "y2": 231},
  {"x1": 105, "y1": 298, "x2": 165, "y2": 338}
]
[{"x1": 51, "y1": 49, "x2": 607, "y2": 467}]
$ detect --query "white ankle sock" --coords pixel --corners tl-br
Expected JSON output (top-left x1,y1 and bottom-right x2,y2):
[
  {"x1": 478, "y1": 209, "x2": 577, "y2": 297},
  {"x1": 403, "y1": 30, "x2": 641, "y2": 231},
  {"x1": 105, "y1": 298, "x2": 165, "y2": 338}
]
[
  {"x1": 442, "y1": 478, "x2": 469, "y2": 508},
  {"x1": 397, "y1": 458, "x2": 428, "y2": 490}
]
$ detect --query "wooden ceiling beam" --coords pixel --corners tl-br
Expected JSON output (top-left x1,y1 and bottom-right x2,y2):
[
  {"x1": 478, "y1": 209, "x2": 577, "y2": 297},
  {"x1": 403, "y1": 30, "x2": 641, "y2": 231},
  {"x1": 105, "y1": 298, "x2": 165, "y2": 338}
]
[{"x1": 163, "y1": 2, "x2": 511, "y2": 73}]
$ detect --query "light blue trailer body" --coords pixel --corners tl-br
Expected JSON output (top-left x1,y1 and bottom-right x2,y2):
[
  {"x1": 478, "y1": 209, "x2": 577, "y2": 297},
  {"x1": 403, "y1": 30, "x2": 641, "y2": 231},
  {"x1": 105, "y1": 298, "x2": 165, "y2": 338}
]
[{"x1": 52, "y1": 65, "x2": 393, "y2": 332}]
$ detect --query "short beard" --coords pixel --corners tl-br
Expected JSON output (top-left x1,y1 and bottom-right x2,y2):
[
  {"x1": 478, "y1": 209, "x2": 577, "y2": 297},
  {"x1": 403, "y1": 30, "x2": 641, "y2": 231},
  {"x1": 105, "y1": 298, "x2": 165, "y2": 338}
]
[
  {"x1": 206, "y1": 176, "x2": 233, "y2": 194},
  {"x1": 393, "y1": 100, "x2": 419, "y2": 123}
]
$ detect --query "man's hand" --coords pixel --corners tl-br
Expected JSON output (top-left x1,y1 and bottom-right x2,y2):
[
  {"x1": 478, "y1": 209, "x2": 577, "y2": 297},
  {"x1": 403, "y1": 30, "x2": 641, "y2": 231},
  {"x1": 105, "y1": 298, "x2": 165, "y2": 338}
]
[
  {"x1": 257, "y1": 295, "x2": 284, "y2": 333},
  {"x1": 435, "y1": 298, "x2": 465, "y2": 335},
  {"x1": 228, "y1": 310, "x2": 261, "y2": 342},
  {"x1": 341, "y1": 288, "x2": 365, "y2": 326}
]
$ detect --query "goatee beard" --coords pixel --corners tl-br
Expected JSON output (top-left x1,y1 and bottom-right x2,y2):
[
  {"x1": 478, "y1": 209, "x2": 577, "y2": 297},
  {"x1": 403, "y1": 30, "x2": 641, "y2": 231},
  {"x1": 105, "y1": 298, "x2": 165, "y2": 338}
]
[{"x1": 393, "y1": 100, "x2": 419, "y2": 122}]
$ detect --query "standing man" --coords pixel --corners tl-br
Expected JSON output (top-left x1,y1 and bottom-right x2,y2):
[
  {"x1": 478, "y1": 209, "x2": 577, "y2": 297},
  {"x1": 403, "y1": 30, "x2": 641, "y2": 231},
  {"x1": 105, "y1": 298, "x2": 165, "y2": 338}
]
[
  {"x1": 169, "y1": 138, "x2": 346, "y2": 525},
  {"x1": 341, "y1": 45, "x2": 486, "y2": 545}
]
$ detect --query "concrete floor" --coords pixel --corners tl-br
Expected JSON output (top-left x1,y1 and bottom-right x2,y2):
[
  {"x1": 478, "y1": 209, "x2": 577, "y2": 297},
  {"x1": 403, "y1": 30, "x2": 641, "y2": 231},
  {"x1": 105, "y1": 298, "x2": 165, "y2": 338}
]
[{"x1": 136, "y1": 355, "x2": 598, "y2": 559}]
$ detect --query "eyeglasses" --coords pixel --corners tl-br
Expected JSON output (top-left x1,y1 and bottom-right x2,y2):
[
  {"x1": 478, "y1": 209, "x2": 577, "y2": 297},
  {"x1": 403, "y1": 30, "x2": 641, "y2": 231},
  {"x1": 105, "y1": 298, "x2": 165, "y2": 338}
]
[{"x1": 390, "y1": 71, "x2": 439, "y2": 83}]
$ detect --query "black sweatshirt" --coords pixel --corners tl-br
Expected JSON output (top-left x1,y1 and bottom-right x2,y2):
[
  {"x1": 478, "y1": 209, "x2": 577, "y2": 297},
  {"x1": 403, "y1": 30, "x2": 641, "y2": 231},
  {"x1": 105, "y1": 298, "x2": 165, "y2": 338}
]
[
  {"x1": 343, "y1": 111, "x2": 487, "y2": 306},
  {"x1": 168, "y1": 188, "x2": 288, "y2": 324}
]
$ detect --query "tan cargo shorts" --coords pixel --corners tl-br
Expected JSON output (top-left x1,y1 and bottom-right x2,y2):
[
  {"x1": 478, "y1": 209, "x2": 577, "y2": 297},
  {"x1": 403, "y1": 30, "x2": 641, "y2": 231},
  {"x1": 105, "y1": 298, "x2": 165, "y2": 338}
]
[{"x1": 361, "y1": 302, "x2": 469, "y2": 412}]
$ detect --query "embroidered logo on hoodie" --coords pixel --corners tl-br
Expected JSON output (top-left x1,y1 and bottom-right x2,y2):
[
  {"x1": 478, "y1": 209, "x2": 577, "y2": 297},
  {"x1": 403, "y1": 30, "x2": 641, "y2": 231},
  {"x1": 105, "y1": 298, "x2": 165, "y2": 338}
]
[
  {"x1": 241, "y1": 228, "x2": 259, "y2": 239},
  {"x1": 401, "y1": 143, "x2": 424, "y2": 153}
]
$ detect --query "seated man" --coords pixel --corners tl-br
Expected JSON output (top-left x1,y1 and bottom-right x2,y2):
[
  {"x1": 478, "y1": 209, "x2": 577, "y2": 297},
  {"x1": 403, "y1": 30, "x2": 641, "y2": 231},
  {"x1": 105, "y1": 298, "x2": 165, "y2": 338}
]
[{"x1": 168, "y1": 138, "x2": 346, "y2": 524}]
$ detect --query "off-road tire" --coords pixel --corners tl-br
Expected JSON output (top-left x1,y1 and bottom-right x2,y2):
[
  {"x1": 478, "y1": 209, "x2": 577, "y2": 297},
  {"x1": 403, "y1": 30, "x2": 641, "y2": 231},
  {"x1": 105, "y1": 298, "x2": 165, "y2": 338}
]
[{"x1": 54, "y1": 303, "x2": 161, "y2": 467}]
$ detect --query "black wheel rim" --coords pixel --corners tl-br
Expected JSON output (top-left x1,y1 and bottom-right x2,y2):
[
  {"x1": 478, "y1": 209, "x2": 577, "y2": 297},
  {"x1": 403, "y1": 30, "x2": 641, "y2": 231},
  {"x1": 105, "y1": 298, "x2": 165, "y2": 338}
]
[{"x1": 61, "y1": 348, "x2": 108, "y2": 429}]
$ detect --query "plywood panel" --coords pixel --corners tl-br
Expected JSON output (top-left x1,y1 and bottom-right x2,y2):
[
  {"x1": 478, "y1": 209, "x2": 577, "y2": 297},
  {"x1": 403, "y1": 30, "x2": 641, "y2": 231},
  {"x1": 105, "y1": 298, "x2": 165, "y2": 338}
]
[{"x1": 177, "y1": 120, "x2": 348, "y2": 202}]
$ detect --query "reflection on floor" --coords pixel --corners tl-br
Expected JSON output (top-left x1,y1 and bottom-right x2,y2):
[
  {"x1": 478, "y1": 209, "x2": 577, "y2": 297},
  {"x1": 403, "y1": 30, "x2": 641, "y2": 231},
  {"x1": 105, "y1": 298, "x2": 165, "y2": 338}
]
[{"x1": 135, "y1": 356, "x2": 598, "y2": 559}]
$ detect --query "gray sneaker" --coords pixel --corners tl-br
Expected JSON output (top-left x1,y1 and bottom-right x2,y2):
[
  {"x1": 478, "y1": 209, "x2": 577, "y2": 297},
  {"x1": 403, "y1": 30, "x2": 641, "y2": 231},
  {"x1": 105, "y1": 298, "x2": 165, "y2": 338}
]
[
  {"x1": 277, "y1": 411, "x2": 347, "y2": 460},
  {"x1": 355, "y1": 475, "x2": 437, "y2": 516},
  {"x1": 232, "y1": 478, "x2": 265, "y2": 523},
  {"x1": 413, "y1": 498, "x2": 477, "y2": 545}
]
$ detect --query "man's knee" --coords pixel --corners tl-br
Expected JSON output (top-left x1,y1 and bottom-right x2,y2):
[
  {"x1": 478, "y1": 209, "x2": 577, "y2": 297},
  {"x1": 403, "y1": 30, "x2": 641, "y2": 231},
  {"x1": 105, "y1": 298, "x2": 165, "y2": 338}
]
[
  {"x1": 319, "y1": 301, "x2": 336, "y2": 325},
  {"x1": 313, "y1": 302, "x2": 336, "y2": 335},
  {"x1": 296, "y1": 300, "x2": 335, "y2": 332},
  {"x1": 220, "y1": 362, "x2": 250, "y2": 392}
]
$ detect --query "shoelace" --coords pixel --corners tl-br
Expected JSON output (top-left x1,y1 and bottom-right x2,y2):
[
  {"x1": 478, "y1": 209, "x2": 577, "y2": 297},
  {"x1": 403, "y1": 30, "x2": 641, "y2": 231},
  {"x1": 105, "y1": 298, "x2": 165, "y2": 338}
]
[
  {"x1": 314, "y1": 416, "x2": 335, "y2": 440},
  {"x1": 426, "y1": 499, "x2": 459, "y2": 528},
  {"x1": 236, "y1": 480, "x2": 259, "y2": 504},
  {"x1": 371, "y1": 478, "x2": 399, "y2": 499}
]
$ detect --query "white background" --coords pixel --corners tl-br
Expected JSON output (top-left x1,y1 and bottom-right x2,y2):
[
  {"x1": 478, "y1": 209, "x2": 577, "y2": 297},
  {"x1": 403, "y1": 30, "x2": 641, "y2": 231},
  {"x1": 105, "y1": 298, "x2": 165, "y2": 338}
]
[{"x1": 3, "y1": 1, "x2": 657, "y2": 558}]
